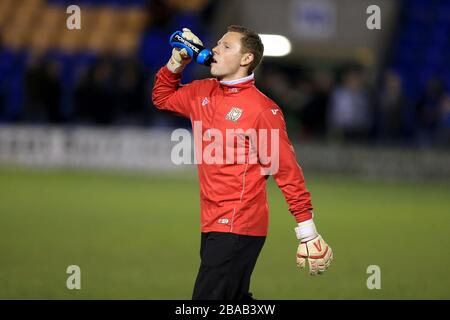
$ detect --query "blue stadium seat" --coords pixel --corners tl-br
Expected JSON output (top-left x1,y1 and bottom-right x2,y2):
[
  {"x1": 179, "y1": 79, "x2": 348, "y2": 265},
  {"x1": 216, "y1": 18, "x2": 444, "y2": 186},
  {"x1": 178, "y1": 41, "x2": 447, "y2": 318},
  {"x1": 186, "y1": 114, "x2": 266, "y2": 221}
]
[{"x1": 388, "y1": 0, "x2": 450, "y2": 136}]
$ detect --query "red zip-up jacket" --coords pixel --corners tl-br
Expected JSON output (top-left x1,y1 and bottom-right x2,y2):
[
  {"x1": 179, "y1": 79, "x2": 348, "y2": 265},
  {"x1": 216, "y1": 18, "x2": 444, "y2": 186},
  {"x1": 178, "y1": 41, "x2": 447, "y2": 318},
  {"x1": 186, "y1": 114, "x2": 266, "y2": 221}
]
[{"x1": 152, "y1": 66, "x2": 313, "y2": 236}]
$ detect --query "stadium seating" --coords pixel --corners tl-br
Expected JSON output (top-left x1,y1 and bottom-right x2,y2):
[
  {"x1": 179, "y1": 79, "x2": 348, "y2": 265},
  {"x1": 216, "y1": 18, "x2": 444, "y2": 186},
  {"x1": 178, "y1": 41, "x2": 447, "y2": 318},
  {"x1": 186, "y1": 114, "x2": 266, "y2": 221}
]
[
  {"x1": 386, "y1": 0, "x2": 450, "y2": 137},
  {"x1": 390, "y1": 0, "x2": 450, "y2": 96},
  {"x1": 0, "y1": 0, "x2": 209, "y2": 123}
]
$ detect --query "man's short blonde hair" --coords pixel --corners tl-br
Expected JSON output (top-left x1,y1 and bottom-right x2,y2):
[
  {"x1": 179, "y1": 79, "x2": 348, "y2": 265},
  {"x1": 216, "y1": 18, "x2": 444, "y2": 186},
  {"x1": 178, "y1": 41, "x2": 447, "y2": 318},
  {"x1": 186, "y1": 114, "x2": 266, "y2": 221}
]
[{"x1": 227, "y1": 25, "x2": 264, "y2": 74}]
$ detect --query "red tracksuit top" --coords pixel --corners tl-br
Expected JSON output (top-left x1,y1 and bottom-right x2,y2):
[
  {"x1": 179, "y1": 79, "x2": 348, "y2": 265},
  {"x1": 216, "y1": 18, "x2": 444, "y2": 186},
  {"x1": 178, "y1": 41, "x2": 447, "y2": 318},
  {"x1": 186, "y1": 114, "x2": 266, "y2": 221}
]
[{"x1": 152, "y1": 66, "x2": 313, "y2": 236}]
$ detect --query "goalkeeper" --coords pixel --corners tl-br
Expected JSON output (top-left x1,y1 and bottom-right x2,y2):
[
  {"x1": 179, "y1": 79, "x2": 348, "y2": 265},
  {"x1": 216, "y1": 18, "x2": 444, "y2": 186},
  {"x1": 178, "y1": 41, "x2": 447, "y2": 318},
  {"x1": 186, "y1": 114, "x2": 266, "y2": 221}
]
[{"x1": 152, "y1": 25, "x2": 333, "y2": 300}]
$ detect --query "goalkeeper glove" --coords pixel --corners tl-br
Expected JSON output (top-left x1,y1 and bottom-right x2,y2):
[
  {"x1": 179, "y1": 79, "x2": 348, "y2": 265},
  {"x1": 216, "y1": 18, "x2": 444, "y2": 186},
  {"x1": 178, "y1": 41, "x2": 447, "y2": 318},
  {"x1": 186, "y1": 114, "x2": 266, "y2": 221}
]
[
  {"x1": 295, "y1": 219, "x2": 333, "y2": 275},
  {"x1": 167, "y1": 28, "x2": 203, "y2": 73}
]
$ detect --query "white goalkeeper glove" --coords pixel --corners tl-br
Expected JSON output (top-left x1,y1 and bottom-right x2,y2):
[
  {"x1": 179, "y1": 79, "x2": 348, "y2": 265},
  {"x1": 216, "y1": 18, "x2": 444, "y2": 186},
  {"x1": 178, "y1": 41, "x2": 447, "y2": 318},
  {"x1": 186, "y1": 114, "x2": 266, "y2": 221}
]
[
  {"x1": 295, "y1": 219, "x2": 333, "y2": 275},
  {"x1": 167, "y1": 28, "x2": 203, "y2": 73}
]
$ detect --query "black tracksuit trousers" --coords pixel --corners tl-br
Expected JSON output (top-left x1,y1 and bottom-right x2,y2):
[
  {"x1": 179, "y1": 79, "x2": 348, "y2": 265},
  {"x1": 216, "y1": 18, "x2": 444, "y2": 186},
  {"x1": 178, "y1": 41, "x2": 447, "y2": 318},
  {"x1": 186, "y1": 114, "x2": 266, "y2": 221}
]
[{"x1": 192, "y1": 232, "x2": 266, "y2": 300}]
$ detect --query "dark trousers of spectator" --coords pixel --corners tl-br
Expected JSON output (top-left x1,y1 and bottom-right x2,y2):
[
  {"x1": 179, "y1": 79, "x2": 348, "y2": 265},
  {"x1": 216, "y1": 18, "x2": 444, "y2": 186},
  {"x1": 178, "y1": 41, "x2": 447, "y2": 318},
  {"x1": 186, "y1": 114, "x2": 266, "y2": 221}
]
[{"x1": 192, "y1": 232, "x2": 266, "y2": 300}]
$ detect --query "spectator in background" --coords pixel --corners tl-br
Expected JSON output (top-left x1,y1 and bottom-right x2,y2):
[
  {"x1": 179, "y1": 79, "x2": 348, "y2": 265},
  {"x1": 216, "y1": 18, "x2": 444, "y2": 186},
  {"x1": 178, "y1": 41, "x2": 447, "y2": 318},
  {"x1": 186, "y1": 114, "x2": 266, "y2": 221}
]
[
  {"x1": 23, "y1": 55, "x2": 62, "y2": 123},
  {"x1": 298, "y1": 70, "x2": 334, "y2": 139},
  {"x1": 328, "y1": 67, "x2": 373, "y2": 143},
  {"x1": 198, "y1": 0, "x2": 219, "y2": 26},
  {"x1": 437, "y1": 93, "x2": 450, "y2": 146},
  {"x1": 87, "y1": 57, "x2": 117, "y2": 125},
  {"x1": 140, "y1": 0, "x2": 177, "y2": 72},
  {"x1": 44, "y1": 60, "x2": 63, "y2": 123},
  {"x1": 378, "y1": 70, "x2": 406, "y2": 144},
  {"x1": 258, "y1": 66, "x2": 301, "y2": 133},
  {"x1": 286, "y1": 77, "x2": 313, "y2": 135},
  {"x1": 0, "y1": 34, "x2": 4, "y2": 120},
  {"x1": 114, "y1": 58, "x2": 147, "y2": 125},
  {"x1": 416, "y1": 78, "x2": 444, "y2": 146},
  {"x1": 75, "y1": 56, "x2": 147, "y2": 126},
  {"x1": 73, "y1": 64, "x2": 94, "y2": 124},
  {"x1": 145, "y1": 0, "x2": 174, "y2": 29},
  {"x1": 0, "y1": 89, "x2": 4, "y2": 121},
  {"x1": 259, "y1": 67, "x2": 292, "y2": 107}
]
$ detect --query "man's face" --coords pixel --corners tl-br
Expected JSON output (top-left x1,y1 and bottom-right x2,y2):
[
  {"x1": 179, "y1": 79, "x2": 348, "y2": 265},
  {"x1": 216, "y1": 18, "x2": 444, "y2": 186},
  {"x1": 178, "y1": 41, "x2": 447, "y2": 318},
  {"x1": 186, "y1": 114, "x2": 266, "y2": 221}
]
[{"x1": 210, "y1": 32, "x2": 250, "y2": 79}]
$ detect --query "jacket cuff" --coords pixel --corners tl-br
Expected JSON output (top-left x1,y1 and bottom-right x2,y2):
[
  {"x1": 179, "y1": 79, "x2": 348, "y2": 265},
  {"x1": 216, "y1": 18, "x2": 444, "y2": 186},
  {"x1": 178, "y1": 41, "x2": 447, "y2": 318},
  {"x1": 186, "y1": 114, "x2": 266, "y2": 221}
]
[{"x1": 294, "y1": 210, "x2": 313, "y2": 223}]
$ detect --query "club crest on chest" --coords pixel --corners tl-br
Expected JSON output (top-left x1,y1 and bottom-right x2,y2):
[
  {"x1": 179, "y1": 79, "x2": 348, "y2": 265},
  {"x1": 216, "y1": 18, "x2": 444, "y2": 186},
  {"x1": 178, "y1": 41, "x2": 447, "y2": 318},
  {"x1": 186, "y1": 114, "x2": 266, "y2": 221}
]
[
  {"x1": 201, "y1": 97, "x2": 209, "y2": 106},
  {"x1": 225, "y1": 107, "x2": 243, "y2": 122}
]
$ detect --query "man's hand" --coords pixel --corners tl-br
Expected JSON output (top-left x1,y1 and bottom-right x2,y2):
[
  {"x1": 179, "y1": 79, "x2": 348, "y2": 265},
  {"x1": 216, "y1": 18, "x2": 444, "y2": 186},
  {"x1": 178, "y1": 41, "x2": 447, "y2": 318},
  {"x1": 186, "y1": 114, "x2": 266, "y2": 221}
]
[
  {"x1": 294, "y1": 219, "x2": 333, "y2": 275},
  {"x1": 296, "y1": 235, "x2": 333, "y2": 275},
  {"x1": 167, "y1": 28, "x2": 203, "y2": 73}
]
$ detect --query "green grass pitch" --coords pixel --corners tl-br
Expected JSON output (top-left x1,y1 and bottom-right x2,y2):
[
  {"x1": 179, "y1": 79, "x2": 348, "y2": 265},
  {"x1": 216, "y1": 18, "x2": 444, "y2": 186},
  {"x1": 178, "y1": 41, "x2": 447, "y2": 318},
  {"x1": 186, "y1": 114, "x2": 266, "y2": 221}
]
[{"x1": 0, "y1": 166, "x2": 449, "y2": 299}]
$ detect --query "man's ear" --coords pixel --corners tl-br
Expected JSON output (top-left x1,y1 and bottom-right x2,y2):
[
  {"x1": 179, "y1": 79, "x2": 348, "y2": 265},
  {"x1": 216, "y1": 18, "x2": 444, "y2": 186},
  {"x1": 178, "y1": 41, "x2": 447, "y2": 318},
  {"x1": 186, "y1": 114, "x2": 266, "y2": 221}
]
[{"x1": 240, "y1": 52, "x2": 254, "y2": 67}]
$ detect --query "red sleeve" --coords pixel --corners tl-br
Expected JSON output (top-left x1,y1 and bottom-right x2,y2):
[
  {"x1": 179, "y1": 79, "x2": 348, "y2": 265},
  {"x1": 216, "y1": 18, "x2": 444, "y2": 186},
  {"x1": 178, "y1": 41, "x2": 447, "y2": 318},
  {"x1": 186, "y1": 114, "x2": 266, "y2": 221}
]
[
  {"x1": 255, "y1": 107, "x2": 313, "y2": 223},
  {"x1": 151, "y1": 66, "x2": 196, "y2": 118}
]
